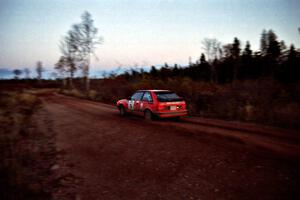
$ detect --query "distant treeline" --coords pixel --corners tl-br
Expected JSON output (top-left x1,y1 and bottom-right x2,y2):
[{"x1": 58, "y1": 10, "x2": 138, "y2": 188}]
[{"x1": 117, "y1": 29, "x2": 299, "y2": 84}]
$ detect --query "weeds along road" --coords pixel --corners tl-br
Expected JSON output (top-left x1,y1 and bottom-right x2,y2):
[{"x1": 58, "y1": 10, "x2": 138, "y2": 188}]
[{"x1": 35, "y1": 92, "x2": 300, "y2": 200}]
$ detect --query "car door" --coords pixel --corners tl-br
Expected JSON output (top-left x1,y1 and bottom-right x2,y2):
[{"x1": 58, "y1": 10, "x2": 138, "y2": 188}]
[
  {"x1": 128, "y1": 91, "x2": 144, "y2": 113},
  {"x1": 141, "y1": 91, "x2": 153, "y2": 111}
]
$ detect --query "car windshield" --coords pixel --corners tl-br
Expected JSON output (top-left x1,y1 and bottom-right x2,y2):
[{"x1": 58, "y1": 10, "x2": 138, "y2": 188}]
[{"x1": 154, "y1": 91, "x2": 183, "y2": 102}]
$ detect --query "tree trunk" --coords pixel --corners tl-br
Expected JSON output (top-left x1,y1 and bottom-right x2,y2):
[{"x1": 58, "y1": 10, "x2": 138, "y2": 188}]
[
  {"x1": 63, "y1": 78, "x2": 67, "y2": 88},
  {"x1": 69, "y1": 71, "x2": 73, "y2": 89},
  {"x1": 86, "y1": 77, "x2": 90, "y2": 91},
  {"x1": 85, "y1": 57, "x2": 90, "y2": 92},
  {"x1": 233, "y1": 65, "x2": 237, "y2": 81},
  {"x1": 210, "y1": 65, "x2": 216, "y2": 83}
]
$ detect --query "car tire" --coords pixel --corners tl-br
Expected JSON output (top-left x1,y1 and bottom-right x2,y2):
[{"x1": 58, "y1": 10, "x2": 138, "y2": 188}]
[
  {"x1": 119, "y1": 106, "x2": 126, "y2": 116},
  {"x1": 174, "y1": 116, "x2": 181, "y2": 121},
  {"x1": 144, "y1": 109, "x2": 152, "y2": 121}
]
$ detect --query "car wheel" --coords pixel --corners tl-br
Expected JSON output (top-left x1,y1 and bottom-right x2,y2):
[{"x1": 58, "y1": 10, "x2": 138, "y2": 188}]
[
  {"x1": 144, "y1": 109, "x2": 152, "y2": 121},
  {"x1": 174, "y1": 116, "x2": 181, "y2": 121},
  {"x1": 119, "y1": 106, "x2": 126, "y2": 116}
]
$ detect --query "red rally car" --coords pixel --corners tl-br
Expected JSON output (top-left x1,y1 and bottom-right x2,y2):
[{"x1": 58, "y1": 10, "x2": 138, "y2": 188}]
[{"x1": 116, "y1": 90, "x2": 188, "y2": 120}]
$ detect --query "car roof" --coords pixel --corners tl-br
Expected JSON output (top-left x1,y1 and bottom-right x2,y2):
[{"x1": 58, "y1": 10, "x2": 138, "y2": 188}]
[{"x1": 137, "y1": 89, "x2": 171, "y2": 92}]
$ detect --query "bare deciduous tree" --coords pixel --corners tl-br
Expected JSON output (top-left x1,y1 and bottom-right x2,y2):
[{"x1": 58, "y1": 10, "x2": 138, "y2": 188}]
[
  {"x1": 55, "y1": 56, "x2": 69, "y2": 88},
  {"x1": 59, "y1": 28, "x2": 78, "y2": 88},
  {"x1": 36, "y1": 61, "x2": 44, "y2": 82},
  {"x1": 202, "y1": 38, "x2": 222, "y2": 62},
  {"x1": 75, "y1": 11, "x2": 102, "y2": 91},
  {"x1": 222, "y1": 44, "x2": 233, "y2": 58},
  {"x1": 56, "y1": 11, "x2": 102, "y2": 91},
  {"x1": 201, "y1": 38, "x2": 222, "y2": 83},
  {"x1": 24, "y1": 68, "x2": 30, "y2": 79},
  {"x1": 260, "y1": 29, "x2": 268, "y2": 56}
]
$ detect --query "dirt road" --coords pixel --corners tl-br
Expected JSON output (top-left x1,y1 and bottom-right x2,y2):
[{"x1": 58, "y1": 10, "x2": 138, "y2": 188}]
[{"x1": 34, "y1": 93, "x2": 300, "y2": 199}]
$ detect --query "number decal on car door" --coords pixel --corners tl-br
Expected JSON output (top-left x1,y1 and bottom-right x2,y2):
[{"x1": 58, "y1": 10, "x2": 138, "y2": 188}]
[{"x1": 128, "y1": 100, "x2": 134, "y2": 110}]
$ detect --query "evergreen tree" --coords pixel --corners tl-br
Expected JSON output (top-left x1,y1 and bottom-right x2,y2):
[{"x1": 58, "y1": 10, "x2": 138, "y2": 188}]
[
  {"x1": 279, "y1": 40, "x2": 286, "y2": 53},
  {"x1": 194, "y1": 53, "x2": 210, "y2": 81},
  {"x1": 241, "y1": 41, "x2": 255, "y2": 79},
  {"x1": 260, "y1": 29, "x2": 268, "y2": 56},
  {"x1": 266, "y1": 30, "x2": 281, "y2": 77},
  {"x1": 288, "y1": 44, "x2": 296, "y2": 60},
  {"x1": 150, "y1": 66, "x2": 158, "y2": 78},
  {"x1": 231, "y1": 37, "x2": 241, "y2": 59},
  {"x1": 231, "y1": 37, "x2": 241, "y2": 80},
  {"x1": 173, "y1": 64, "x2": 179, "y2": 77},
  {"x1": 267, "y1": 30, "x2": 280, "y2": 59},
  {"x1": 243, "y1": 41, "x2": 252, "y2": 57},
  {"x1": 160, "y1": 63, "x2": 171, "y2": 79},
  {"x1": 200, "y1": 53, "x2": 206, "y2": 64},
  {"x1": 283, "y1": 44, "x2": 300, "y2": 82}
]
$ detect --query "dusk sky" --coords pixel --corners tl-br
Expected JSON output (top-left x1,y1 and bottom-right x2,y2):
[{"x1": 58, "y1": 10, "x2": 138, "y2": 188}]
[{"x1": 0, "y1": 0, "x2": 300, "y2": 77}]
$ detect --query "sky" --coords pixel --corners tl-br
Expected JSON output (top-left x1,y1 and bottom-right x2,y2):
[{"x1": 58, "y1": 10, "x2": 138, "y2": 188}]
[{"x1": 0, "y1": 0, "x2": 300, "y2": 78}]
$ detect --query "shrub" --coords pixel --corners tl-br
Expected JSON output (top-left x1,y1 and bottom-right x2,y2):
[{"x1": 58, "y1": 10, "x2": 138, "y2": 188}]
[
  {"x1": 19, "y1": 93, "x2": 38, "y2": 105},
  {"x1": 88, "y1": 90, "x2": 98, "y2": 100},
  {"x1": 70, "y1": 89, "x2": 85, "y2": 98},
  {"x1": 67, "y1": 77, "x2": 300, "y2": 129},
  {"x1": 273, "y1": 102, "x2": 300, "y2": 128}
]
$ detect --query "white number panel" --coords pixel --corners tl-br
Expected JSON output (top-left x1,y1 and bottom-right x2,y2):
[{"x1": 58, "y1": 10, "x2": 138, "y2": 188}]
[{"x1": 128, "y1": 100, "x2": 134, "y2": 110}]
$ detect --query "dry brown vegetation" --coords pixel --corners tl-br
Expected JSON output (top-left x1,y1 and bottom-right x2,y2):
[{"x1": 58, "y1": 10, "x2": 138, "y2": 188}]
[
  {"x1": 59, "y1": 77, "x2": 300, "y2": 129},
  {"x1": 0, "y1": 89, "x2": 55, "y2": 199}
]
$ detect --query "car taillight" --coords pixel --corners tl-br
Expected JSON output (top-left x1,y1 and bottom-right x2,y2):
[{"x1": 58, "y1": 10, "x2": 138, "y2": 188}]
[
  {"x1": 158, "y1": 103, "x2": 167, "y2": 110},
  {"x1": 182, "y1": 102, "x2": 186, "y2": 109}
]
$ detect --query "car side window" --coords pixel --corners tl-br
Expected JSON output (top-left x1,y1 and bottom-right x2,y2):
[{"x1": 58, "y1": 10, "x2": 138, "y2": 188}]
[
  {"x1": 131, "y1": 92, "x2": 144, "y2": 101},
  {"x1": 142, "y1": 92, "x2": 153, "y2": 102}
]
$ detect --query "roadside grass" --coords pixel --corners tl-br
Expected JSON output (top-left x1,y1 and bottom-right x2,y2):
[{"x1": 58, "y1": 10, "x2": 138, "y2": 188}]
[
  {"x1": 25, "y1": 88, "x2": 59, "y2": 95},
  {"x1": 0, "y1": 90, "x2": 49, "y2": 199},
  {"x1": 60, "y1": 88, "x2": 85, "y2": 99}
]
